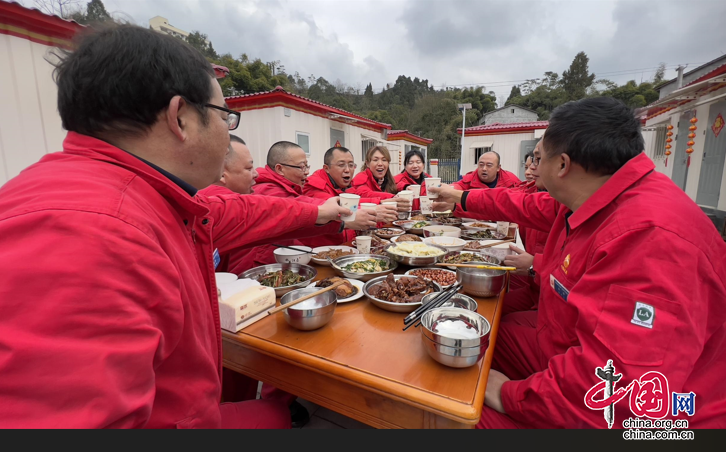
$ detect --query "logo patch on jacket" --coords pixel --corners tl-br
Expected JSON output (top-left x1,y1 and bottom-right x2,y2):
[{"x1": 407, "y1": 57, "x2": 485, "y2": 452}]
[
  {"x1": 631, "y1": 302, "x2": 655, "y2": 329},
  {"x1": 561, "y1": 254, "x2": 571, "y2": 274}
]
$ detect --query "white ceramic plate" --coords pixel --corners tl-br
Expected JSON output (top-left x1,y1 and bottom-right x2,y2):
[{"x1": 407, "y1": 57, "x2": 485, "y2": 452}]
[
  {"x1": 307, "y1": 278, "x2": 365, "y2": 303},
  {"x1": 310, "y1": 246, "x2": 358, "y2": 266},
  {"x1": 461, "y1": 221, "x2": 497, "y2": 232}
]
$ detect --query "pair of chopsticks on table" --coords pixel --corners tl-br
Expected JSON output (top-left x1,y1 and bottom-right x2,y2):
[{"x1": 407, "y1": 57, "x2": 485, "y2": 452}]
[
  {"x1": 435, "y1": 263, "x2": 516, "y2": 271},
  {"x1": 402, "y1": 283, "x2": 463, "y2": 331},
  {"x1": 273, "y1": 244, "x2": 314, "y2": 254}
]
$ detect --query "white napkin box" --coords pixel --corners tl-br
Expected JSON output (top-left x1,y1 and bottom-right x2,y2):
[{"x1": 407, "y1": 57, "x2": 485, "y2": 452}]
[{"x1": 218, "y1": 284, "x2": 276, "y2": 332}]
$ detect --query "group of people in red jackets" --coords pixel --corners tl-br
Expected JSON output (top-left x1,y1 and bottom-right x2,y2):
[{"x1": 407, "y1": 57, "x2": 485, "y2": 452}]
[{"x1": 0, "y1": 23, "x2": 724, "y2": 430}]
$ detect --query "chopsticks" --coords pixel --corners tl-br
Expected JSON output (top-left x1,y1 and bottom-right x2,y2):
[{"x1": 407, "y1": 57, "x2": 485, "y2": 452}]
[
  {"x1": 436, "y1": 263, "x2": 517, "y2": 271},
  {"x1": 402, "y1": 283, "x2": 462, "y2": 331},
  {"x1": 267, "y1": 280, "x2": 346, "y2": 315},
  {"x1": 272, "y1": 244, "x2": 314, "y2": 254}
]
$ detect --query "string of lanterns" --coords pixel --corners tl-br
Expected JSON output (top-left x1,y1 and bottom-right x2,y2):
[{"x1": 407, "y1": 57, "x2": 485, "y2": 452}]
[
  {"x1": 665, "y1": 125, "x2": 673, "y2": 156},
  {"x1": 687, "y1": 116, "x2": 698, "y2": 154}
]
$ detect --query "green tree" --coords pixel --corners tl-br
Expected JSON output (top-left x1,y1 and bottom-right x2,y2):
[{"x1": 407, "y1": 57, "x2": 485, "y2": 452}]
[
  {"x1": 561, "y1": 51, "x2": 596, "y2": 100},
  {"x1": 653, "y1": 62, "x2": 666, "y2": 85},
  {"x1": 85, "y1": 0, "x2": 110, "y2": 22},
  {"x1": 505, "y1": 85, "x2": 522, "y2": 105},
  {"x1": 186, "y1": 31, "x2": 219, "y2": 61}
]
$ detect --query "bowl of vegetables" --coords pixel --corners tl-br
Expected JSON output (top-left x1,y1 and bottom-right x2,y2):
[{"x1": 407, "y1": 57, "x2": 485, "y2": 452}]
[
  {"x1": 239, "y1": 263, "x2": 318, "y2": 297},
  {"x1": 402, "y1": 219, "x2": 438, "y2": 236},
  {"x1": 330, "y1": 254, "x2": 398, "y2": 281}
]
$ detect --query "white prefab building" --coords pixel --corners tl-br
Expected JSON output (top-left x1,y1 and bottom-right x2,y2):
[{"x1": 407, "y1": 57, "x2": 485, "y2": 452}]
[
  {"x1": 457, "y1": 121, "x2": 549, "y2": 180},
  {"x1": 641, "y1": 55, "x2": 726, "y2": 213},
  {"x1": 226, "y1": 87, "x2": 410, "y2": 174},
  {"x1": 0, "y1": 2, "x2": 82, "y2": 186},
  {"x1": 477, "y1": 105, "x2": 539, "y2": 126}
]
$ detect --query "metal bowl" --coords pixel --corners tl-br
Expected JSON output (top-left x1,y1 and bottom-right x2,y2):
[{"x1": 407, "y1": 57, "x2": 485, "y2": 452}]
[
  {"x1": 420, "y1": 307, "x2": 491, "y2": 348},
  {"x1": 239, "y1": 263, "x2": 318, "y2": 298},
  {"x1": 363, "y1": 275, "x2": 442, "y2": 313},
  {"x1": 280, "y1": 287, "x2": 337, "y2": 331},
  {"x1": 330, "y1": 254, "x2": 398, "y2": 281},
  {"x1": 420, "y1": 293, "x2": 478, "y2": 312},
  {"x1": 384, "y1": 242, "x2": 449, "y2": 267},
  {"x1": 402, "y1": 219, "x2": 439, "y2": 236},
  {"x1": 421, "y1": 334, "x2": 487, "y2": 368},
  {"x1": 441, "y1": 251, "x2": 501, "y2": 270},
  {"x1": 456, "y1": 263, "x2": 507, "y2": 298}
]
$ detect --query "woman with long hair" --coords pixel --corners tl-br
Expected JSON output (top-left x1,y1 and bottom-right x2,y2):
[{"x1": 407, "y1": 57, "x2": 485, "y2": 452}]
[
  {"x1": 349, "y1": 146, "x2": 409, "y2": 214},
  {"x1": 395, "y1": 149, "x2": 430, "y2": 210}
]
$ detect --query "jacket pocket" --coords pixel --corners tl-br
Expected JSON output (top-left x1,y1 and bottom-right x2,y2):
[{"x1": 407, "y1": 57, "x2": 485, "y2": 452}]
[{"x1": 593, "y1": 285, "x2": 681, "y2": 367}]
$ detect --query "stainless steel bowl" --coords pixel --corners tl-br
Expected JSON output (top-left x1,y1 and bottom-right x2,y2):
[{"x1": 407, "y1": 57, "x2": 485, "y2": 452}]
[
  {"x1": 239, "y1": 263, "x2": 318, "y2": 298},
  {"x1": 384, "y1": 242, "x2": 449, "y2": 267},
  {"x1": 330, "y1": 254, "x2": 398, "y2": 281},
  {"x1": 420, "y1": 307, "x2": 490, "y2": 348},
  {"x1": 280, "y1": 288, "x2": 337, "y2": 331},
  {"x1": 363, "y1": 275, "x2": 441, "y2": 313},
  {"x1": 420, "y1": 293, "x2": 478, "y2": 311},
  {"x1": 441, "y1": 251, "x2": 501, "y2": 270},
  {"x1": 402, "y1": 219, "x2": 439, "y2": 235},
  {"x1": 421, "y1": 334, "x2": 487, "y2": 368},
  {"x1": 456, "y1": 263, "x2": 507, "y2": 298}
]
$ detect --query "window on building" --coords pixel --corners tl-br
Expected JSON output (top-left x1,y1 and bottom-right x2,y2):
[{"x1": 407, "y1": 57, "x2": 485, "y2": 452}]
[
  {"x1": 296, "y1": 132, "x2": 310, "y2": 155},
  {"x1": 475, "y1": 146, "x2": 493, "y2": 162},
  {"x1": 362, "y1": 137, "x2": 377, "y2": 161},
  {"x1": 653, "y1": 124, "x2": 668, "y2": 159},
  {"x1": 511, "y1": 109, "x2": 515, "y2": 114}
]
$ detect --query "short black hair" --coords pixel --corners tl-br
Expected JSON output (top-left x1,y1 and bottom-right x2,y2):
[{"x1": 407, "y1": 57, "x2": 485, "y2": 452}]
[
  {"x1": 230, "y1": 135, "x2": 246, "y2": 145},
  {"x1": 267, "y1": 141, "x2": 303, "y2": 167},
  {"x1": 543, "y1": 97, "x2": 644, "y2": 176},
  {"x1": 481, "y1": 150, "x2": 501, "y2": 166},
  {"x1": 323, "y1": 146, "x2": 351, "y2": 166},
  {"x1": 52, "y1": 24, "x2": 215, "y2": 137},
  {"x1": 403, "y1": 149, "x2": 426, "y2": 167},
  {"x1": 524, "y1": 151, "x2": 534, "y2": 162}
]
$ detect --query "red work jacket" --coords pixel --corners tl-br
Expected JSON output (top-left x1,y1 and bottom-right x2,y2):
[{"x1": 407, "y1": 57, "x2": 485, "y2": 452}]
[
  {"x1": 0, "y1": 133, "x2": 332, "y2": 428},
  {"x1": 453, "y1": 168, "x2": 520, "y2": 191},
  {"x1": 303, "y1": 169, "x2": 378, "y2": 205},
  {"x1": 463, "y1": 153, "x2": 726, "y2": 428},
  {"x1": 348, "y1": 168, "x2": 397, "y2": 201}
]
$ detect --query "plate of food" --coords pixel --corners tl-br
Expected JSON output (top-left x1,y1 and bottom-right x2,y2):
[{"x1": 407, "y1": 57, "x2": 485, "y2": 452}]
[
  {"x1": 311, "y1": 246, "x2": 358, "y2": 266},
  {"x1": 404, "y1": 267, "x2": 458, "y2": 288},
  {"x1": 308, "y1": 276, "x2": 365, "y2": 303},
  {"x1": 461, "y1": 229, "x2": 506, "y2": 241},
  {"x1": 392, "y1": 220, "x2": 412, "y2": 228},
  {"x1": 385, "y1": 241, "x2": 448, "y2": 267},
  {"x1": 374, "y1": 228, "x2": 405, "y2": 239},
  {"x1": 440, "y1": 251, "x2": 501, "y2": 270},
  {"x1": 402, "y1": 219, "x2": 437, "y2": 235},
  {"x1": 239, "y1": 263, "x2": 318, "y2": 297},
  {"x1": 436, "y1": 217, "x2": 463, "y2": 226},
  {"x1": 410, "y1": 214, "x2": 429, "y2": 221},
  {"x1": 363, "y1": 274, "x2": 441, "y2": 313},
  {"x1": 462, "y1": 221, "x2": 497, "y2": 232},
  {"x1": 390, "y1": 233, "x2": 423, "y2": 243},
  {"x1": 330, "y1": 254, "x2": 398, "y2": 281}
]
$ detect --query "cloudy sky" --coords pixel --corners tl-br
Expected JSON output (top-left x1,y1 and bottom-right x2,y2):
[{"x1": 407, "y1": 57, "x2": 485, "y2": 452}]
[{"x1": 91, "y1": 0, "x2": 726, "y2": 101}]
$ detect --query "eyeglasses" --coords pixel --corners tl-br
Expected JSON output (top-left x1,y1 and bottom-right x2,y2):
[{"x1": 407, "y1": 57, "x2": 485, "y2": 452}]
[
  {"x1": 333, "y1": 163, "x2": 357, "y2": 170},
  {"x1": 204, "y1": 103, "x2": 241, "y2": 131},
  {"x1": 532, "y1": 156, "x2": 541, "y2": 167},
  {"x1": 280, "y1": 163, "x2": 310, "y2": 172}
]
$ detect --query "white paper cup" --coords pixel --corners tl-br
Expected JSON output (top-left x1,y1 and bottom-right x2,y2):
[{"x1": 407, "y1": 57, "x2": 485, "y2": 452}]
[
  {"x1": 420, "y1": 196, "x2": 433, "y2": 214},
  {"x1": 360, "y1": 202, "x2": 377, "y2": 211},
  {"x1": 340, "y1": 193, "x2": 360, "y2": 222},
  {"x1": 356, "y1": 235, "x2": 372, "y2": 254},
  {"x1": 425, "y1": 178, "x2": 442, "y2": 198},
  {"x1": 496, "y1": 221, "x2": 510, "y2": 237},
  {"x1": 409, "y1": 185, "x2": 421, "y2": 198}
]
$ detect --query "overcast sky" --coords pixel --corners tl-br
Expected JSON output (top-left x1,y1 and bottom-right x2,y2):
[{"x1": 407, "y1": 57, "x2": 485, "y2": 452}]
[{"x1": 92, "y1": 0, "x2": 726, "y2": 101}]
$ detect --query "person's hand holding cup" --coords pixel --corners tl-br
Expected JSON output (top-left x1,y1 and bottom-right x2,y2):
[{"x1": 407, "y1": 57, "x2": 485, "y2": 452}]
[
  {"x1": 372, "y1": 202, "x2": 397, "y2": 223},
  {"x1": 339, "y1": 193, "x2": 360, "y2": 222},
  {"x1": 427, "y1": 184, "x2": 463, "y2": 212},
  {"x1": 424, "y1": 177, "x2": 442, "y2": 198}
]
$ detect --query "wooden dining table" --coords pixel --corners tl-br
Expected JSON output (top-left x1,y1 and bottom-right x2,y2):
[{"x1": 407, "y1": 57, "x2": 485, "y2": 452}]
[{"x1": 221, "y1": 256, "x2": 508, "y2": 429}]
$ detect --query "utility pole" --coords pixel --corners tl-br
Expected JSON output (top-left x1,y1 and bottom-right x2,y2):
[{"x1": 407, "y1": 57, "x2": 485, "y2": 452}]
[{"x1": 458, "y1": 103, "x2": 472, "y2": 177}]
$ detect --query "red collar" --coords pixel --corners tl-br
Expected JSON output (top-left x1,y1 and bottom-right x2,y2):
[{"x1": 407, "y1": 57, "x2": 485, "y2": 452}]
[
  {"x1": 307, "y1": 169, "x2": 341, "y2": 193},
  {"x1": 255, "y1": 166, "x2": 304, "y2": 196},
  {"x1": 569, "y1": 153, "x2": 654, "y2": 230},
  {"x1": 62, "y1": 132, "x2": 208, "y2": 217}
]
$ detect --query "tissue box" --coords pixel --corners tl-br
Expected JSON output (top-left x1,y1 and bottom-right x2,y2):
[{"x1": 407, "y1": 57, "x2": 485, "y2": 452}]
[{"x1": 219, "y1": 285, "x2": 276, "y2": 332}]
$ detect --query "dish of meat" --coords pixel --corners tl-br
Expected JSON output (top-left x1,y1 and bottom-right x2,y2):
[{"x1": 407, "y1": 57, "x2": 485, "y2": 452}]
[
  {"x1": 310, "y1": 277, "x2": 364, "y2": 303},
  {"x1": 393, "y1": 234, "x2": 422, "y2": 242},
  {"x1": 363, "y1": 274, "x2": 441, "y2": 313}
]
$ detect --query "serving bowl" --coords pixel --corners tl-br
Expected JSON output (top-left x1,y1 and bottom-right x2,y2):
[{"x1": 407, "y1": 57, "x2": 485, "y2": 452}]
[
  {"x1": 461, "y1": 221, "x2": 497, "y2": 233},
  {"x1": 273, "y1": 246, "x2": 313, "y2": 265},
  {"x1": 404, "y1": 267, "x2": 458, "y2": 288},
  {"x1": 422, "y1": 236, "x2": 466, "y2": 253},
  {"x1": 374, "y1": 228, "x2": 405, "y2": 240},
  {"x1": 310, "y1": 246, "x2": 358, "y2": 266},
  {"x1": 420, "y1": 307, "x2": 491, "y2": 368},
  {"x1": 240, "y1": 263, "x2": 318, "y2": 298},
  {"x1": 402, "y1": 219, "x2": 439, "y2": 236},
  {"x1": 421, "y1": 335, "x2": 488, "y2": 368},
  {"x1": 280, "y1": 287, "x2": 337, "y2": 331},
  {"x1": 384, "y1": 242, "x2": 449, "y2": 267},
  {"x1": 456, "y1": 263, "x2": 507, "y2": 298},
  {"x1": 363, "y1": 274, "x2": 442, "y2": 313},
  {"x1": 330, "y1": 253, "x2": 398, "y2": 281},
  {"x1": 420, "y1": 292, "x2": 478, "y2": 311},
  {"x1": 422, "y1": 225, "x2": 462, "y2": 238}
]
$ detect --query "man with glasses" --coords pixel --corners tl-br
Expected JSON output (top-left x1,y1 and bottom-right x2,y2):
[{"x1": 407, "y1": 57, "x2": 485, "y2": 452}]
[
  {"x1": 304, "y1": 146, "x2": 397, "y2": 224},
  {"x1": 0, "y1": 24, "x2": 353, "y2": 429},
  {"x1": 453, "y1": 150, "x2": 520, "y2": 190}
]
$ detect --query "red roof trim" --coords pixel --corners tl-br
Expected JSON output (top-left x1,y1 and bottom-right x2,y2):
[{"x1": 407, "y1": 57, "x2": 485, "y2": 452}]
[
  {"x1": 212, "y1": 64, "x2": 229, "y2": 79},
  {"x1": 645, "y1": 81, "x2": 726, "y2": 121},
  {"x1": 386, "y1": 130, "x2": 433, "y2": 145},
  {"x1": 0, "y1": 2, "x2": 83, "y2": 49},
  {"x1": 226, "y1": 87, "x2": 391, "y2": 131},
  {"x1": 457, "y1": 121, "x2": 549, "y2": 136}
]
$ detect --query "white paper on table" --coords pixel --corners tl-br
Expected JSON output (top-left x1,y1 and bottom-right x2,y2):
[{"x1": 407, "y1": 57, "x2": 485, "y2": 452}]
[{"x1": 217, "y1": 278, "x2": 260, "y2": 301}]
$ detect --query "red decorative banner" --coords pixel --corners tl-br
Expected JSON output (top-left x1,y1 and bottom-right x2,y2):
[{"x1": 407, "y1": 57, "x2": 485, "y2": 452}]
[{"x1": 713, "y1": 113, "x2": 724, "y2": 138}]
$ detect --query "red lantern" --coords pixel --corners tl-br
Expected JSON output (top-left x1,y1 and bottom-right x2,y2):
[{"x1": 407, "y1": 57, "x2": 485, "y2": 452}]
[
  {"x1": 686, "y1": 148, "x2": 694, "y2": 154},
  {"x1": 665, "y1": 150, "x2": 672, "y2": 156},
  {"x1": 687, "y1": 140, "x2": 695, "y2": 146},
  {"x1": 689, "y1": 125, "x2": 697, "y2": 131},
  {"x1": 690, "y1": 117, "x2": 698, "y2": 124},
  {"x1": 688, "y1": 133, "x2": 696, "y2": 139},
  {"x1": 666, "y1": 138, "x2": 673, "y2": 143},
  {"x1": 666, "y1": 131, "x2": 673, "y2": 137},
  {"x1": 667, "y1": 125, "x2": 674, "y2": 130},
  {"x1": 665, "y1": 144, "x2": 672, "y2": 149}
]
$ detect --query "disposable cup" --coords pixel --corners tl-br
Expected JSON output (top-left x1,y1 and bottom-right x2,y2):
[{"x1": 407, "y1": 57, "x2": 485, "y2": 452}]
[
  {"x1": 420, "y1": 196, "x2": 433, "y2": 215},
  {"x1": 356, "y1": 235, "x2": 372, "y2": 254},
  {"x1": 339, "y1": 193, "x2": 360, "y2": 222},
  {"x1": 409, "y1": 185, "x2": 421, "y2": 198},
  {"x1": 496, "y1": 221, "x2": 510, "y2": 237},
  {"x1": 425, "y1": 178, "x2": 442, "y2": 198},
  {"x1": 360, "y1": 202, "x2": 377, "y2": 212}
]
